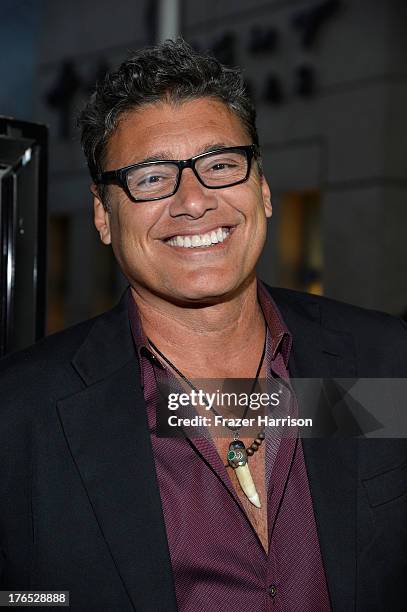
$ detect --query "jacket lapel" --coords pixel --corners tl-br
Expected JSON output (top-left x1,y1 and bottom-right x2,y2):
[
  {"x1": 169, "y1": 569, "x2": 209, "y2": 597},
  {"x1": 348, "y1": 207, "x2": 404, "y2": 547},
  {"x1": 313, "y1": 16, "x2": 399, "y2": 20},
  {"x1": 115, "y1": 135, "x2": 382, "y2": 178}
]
[
  {"x1": 57, "y1": 296, "x2": 177, "y2": 612},
  {"x1": 270, "y1": 288, "x2": 358, "y2": 612}
]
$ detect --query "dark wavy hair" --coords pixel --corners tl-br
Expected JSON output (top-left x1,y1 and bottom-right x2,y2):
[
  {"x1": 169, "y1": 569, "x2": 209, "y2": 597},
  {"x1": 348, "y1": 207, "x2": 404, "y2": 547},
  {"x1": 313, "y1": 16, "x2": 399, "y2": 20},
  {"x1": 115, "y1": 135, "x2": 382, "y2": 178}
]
[{"x1": 78, "y1": 38, "x2": 260, "y2": 205}]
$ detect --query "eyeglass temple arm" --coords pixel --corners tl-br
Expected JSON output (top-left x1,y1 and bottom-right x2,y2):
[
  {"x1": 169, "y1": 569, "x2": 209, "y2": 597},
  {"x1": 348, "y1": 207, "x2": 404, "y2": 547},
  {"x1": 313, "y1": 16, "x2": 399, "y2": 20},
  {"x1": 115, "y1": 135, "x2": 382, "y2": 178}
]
[{"x1": 96, "y1": 169, "x2": 121, "y2": 184}]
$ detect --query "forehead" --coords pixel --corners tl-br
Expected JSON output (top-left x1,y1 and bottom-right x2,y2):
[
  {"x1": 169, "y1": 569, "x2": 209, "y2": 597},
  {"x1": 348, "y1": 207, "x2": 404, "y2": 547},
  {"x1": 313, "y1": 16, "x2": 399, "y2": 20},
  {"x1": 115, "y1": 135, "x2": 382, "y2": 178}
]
[{"x1": 104, "y1": 98, "x2": 251, "y2": 170}]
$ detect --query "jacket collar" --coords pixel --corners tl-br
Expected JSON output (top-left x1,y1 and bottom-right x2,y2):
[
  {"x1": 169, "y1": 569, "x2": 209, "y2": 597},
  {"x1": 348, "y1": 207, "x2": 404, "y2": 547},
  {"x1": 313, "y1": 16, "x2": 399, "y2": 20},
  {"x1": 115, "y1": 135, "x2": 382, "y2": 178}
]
[
  {"x1": 268, "y1": 286, "x2": 357, "y2": 378},
  {"x1": 71, "y1": 292, "x2": 135, "y2": 386}
]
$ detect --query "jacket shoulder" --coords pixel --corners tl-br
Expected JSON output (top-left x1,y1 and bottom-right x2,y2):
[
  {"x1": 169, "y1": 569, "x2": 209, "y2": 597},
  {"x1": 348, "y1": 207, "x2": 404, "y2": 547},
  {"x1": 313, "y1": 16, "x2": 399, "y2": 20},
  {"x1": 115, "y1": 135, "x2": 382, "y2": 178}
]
[
  {"x1": 0, "y1": 304, "x2": 122, "y2": 414},
  {"x1": 267, "y1": 285, "x2": 406, "y2": 333},
  {"x1": 0, "y1": 315, "x2": 98, "y2": 377},
  {"x1": 265, "y1": 285, "x2": 407, "y2": 374}
]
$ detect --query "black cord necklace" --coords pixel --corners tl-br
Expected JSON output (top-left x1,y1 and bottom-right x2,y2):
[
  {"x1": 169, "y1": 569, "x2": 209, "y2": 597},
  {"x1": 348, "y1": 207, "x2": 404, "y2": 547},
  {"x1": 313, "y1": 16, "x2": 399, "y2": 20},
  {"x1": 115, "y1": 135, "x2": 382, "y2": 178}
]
[{"x1": 147, "y1": 325, "x2": 267, "y2": 508}]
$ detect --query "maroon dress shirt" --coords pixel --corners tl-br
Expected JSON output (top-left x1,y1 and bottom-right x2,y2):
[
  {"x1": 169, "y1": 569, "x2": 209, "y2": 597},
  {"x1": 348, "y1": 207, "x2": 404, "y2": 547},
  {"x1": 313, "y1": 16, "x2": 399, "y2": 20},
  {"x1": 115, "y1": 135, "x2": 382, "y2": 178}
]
[{"x1": 128, "y1": 281, "x2": 332, "y2": 612}]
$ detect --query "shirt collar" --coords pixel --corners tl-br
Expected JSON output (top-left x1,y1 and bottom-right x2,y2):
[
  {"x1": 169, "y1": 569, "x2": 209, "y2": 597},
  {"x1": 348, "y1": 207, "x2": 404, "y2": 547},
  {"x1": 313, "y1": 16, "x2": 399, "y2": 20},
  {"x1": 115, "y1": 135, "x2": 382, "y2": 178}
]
[{"x1": 257, "y1": 280, "x2": 292, "y2": 367}]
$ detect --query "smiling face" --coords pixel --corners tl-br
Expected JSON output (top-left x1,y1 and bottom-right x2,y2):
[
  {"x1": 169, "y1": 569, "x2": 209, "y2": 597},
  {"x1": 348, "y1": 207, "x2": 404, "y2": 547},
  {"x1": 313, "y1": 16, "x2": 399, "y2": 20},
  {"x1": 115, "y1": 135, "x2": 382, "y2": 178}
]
[{"x1": 93, "y1": 97, "x2": 272, "y2": 305}]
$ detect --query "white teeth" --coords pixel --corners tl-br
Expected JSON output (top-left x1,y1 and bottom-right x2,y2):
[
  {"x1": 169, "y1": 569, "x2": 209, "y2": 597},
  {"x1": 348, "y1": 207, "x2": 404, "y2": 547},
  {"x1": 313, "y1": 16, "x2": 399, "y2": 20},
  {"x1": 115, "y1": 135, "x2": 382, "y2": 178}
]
[{"x1": 166, "y1": 227, "x2": 231, "y2": 248}]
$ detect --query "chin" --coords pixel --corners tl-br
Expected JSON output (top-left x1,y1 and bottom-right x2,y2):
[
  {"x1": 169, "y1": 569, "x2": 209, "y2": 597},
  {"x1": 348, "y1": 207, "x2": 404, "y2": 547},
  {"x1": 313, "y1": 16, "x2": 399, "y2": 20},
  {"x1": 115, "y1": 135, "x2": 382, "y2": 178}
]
[{"x1": 167, "y1": 274, "x2": 249, "y2": 305}]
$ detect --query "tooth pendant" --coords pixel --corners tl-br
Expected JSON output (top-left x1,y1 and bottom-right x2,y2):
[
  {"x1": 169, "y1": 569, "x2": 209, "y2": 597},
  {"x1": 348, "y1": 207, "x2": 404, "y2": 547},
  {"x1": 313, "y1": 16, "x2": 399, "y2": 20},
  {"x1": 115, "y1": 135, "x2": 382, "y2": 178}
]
[{"x1": 227, "y1": 440, "x2": 261, "y2": 508}]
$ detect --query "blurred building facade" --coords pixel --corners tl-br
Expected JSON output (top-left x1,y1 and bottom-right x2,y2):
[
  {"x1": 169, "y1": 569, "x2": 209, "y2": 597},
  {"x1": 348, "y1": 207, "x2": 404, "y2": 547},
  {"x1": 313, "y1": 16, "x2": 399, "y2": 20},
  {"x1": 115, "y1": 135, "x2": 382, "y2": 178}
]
[{"x1": 7, "y1": 0, "x2": 406, "y2": 331}]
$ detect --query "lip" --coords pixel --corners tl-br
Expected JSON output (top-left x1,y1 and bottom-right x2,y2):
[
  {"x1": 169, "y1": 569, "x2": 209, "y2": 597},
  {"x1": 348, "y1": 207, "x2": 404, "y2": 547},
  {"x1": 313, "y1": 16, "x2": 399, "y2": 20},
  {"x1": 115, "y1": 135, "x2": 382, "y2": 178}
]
[{"x1": 160, "y1": 224, "x2": 237, "y2": 241}]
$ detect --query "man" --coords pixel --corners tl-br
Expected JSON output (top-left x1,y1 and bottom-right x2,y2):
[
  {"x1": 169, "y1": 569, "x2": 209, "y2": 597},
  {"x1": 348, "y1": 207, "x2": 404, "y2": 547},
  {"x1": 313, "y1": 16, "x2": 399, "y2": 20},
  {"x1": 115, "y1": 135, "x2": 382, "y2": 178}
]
[{"x1": 0, "y1": 39, "x2": 406, "y2": 612}]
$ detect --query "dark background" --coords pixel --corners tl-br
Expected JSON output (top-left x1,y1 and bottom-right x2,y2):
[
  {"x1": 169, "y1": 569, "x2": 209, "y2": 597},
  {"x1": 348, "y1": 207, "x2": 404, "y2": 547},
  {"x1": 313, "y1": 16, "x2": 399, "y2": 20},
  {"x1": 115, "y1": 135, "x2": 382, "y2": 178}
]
[{"x1": 1, "y1": 0, "x2": 406, "y2": 335}]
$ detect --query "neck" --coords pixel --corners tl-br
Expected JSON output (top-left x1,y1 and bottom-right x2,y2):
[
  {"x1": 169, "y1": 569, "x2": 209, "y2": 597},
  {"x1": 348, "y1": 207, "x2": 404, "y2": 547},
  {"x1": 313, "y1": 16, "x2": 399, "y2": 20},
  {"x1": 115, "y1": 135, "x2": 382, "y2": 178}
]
[{"x1": 131, "y1": 277, "x2": 266, "y2": 378}]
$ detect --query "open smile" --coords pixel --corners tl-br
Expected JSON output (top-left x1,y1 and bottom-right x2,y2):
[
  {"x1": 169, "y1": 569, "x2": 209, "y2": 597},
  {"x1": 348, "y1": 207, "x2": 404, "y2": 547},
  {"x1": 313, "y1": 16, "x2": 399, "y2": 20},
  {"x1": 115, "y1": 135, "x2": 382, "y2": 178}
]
[{"x1": 164, "y1": 226, "x2": 234, "y2": 249}]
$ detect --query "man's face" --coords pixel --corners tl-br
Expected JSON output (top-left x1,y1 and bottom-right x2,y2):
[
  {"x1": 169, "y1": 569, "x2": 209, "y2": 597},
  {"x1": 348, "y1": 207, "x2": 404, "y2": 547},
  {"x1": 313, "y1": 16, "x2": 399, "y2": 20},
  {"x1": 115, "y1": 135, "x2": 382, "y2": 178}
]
[{"x1": 94, "y1": 98, "x2": 272, "y2": 304}]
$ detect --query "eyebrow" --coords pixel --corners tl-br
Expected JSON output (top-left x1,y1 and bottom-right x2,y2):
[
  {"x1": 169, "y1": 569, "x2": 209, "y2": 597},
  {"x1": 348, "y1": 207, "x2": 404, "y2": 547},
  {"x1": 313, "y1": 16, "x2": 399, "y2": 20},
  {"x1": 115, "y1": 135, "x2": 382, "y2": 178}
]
[{"x1": 135, "y1": 142, "x2": 234, "y2": 164}]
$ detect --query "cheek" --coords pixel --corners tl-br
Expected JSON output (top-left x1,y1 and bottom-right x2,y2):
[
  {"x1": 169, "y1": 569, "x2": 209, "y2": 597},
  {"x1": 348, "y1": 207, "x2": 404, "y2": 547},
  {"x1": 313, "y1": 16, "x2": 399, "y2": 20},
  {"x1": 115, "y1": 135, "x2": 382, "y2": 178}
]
[
  {"x1": 240, "y1": 194, "x2": 269, "y2": 256},
  {"x1": 109, "y1": 205, "x2": 164, "y2": 271},
  {"x1": 111, "y1": 206, "x2": 147, "y2": 245},
  {"x1": 106, "y1": 209, "x2": 139, "y2": 272},
  {"x1": 238, "y1": 185, "x2": 268, "y2": 230}
]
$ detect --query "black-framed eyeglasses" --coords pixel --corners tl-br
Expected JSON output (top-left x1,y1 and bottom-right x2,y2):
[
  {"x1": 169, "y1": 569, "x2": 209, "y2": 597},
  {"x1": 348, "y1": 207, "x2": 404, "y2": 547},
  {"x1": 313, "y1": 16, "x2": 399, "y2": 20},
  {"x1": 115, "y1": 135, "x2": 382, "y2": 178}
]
[{"x1": 95, "y1": 145, "x2": 258, "y2": 203}]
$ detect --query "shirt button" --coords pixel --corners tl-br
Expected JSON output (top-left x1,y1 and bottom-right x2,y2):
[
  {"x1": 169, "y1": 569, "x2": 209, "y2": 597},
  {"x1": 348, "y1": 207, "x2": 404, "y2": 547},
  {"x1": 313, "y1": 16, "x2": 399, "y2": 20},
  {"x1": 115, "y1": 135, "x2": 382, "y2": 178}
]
[{"x1": 268, "y1": 585, "x2": 277, "y2": 598}]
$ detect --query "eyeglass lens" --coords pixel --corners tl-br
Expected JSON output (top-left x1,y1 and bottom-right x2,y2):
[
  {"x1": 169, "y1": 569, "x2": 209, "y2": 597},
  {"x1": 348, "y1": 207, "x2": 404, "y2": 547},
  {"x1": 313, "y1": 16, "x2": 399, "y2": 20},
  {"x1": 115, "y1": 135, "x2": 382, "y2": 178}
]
[{"x1": 126, "y1": 148, "x2": 249, "y2": 200}]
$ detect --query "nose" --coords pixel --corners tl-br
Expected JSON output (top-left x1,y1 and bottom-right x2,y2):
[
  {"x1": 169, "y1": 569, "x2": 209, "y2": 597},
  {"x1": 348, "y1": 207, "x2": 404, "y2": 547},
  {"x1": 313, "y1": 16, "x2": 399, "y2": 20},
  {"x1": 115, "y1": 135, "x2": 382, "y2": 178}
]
[{"x1": 168, "y1": 167, "x2": 218, "y2": 219}]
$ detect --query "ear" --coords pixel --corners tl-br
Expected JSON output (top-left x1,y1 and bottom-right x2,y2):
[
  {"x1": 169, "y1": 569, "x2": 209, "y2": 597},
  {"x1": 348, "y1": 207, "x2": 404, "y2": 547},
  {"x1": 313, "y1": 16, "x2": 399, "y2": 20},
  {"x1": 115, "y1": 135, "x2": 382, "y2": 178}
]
[
  {"x1": 92, "y1": 185, "x2": 112, "y2": 245},
  {"x1": 261, "y1": 177, "x2": 272, "y2": 218}
]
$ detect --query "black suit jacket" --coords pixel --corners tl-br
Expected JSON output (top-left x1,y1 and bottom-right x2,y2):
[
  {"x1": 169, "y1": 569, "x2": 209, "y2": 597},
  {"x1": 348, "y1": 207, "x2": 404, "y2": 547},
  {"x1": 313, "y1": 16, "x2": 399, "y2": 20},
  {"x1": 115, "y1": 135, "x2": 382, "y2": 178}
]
[{"x1": 0, "y1": 286, "x2": 406, "y2": 611}]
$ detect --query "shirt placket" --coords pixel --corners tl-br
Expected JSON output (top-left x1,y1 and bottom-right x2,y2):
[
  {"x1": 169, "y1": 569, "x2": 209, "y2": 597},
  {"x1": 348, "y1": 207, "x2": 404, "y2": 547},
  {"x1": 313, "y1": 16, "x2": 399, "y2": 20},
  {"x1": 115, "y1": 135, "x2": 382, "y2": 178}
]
[{"x1": 265, "y1": 351, "x2": 299, "y2": 611}]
